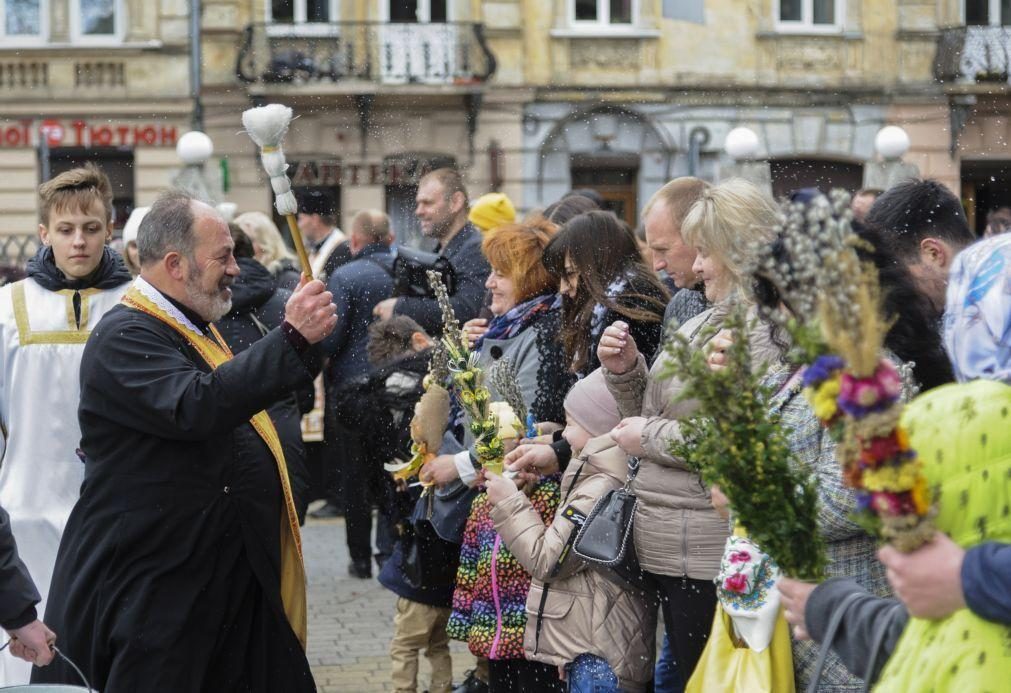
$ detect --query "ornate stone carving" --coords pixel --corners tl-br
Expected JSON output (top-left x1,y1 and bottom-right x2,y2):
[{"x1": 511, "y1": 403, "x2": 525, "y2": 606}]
[
  {"x1": 777, "y1": 42, "x2": 843, "y2": 72},
  {"x1": 570, "y1": 39, "x2": 641, "y2": 69}
]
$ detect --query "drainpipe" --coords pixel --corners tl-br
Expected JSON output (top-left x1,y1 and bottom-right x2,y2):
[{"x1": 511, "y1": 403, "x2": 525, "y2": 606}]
[
  {"x1": 190, "y1": 0, "x2": 204, "y2": 131},
  {"x1": 687, "y1": 127, "x2": 710, "y2": 177}
]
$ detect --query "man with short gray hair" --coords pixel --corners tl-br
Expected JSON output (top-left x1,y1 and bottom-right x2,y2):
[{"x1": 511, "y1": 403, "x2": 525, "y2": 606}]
[{"x1": 35, "y1": 191, "x2": 335, "y2": 691}]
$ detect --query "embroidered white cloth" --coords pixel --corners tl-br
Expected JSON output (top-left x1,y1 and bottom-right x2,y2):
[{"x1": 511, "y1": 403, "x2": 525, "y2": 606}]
[
  {"x1": 133, "y1": 276, "x2": 205, "y2": 338},
  {"x1": 715, "y1": 535, "x2": 782, "y2": 652}
]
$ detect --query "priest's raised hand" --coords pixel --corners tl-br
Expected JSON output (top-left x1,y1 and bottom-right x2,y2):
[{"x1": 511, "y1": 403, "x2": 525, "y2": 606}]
[{"x1": 285, "y1": 274, "x2": 338, "y2": 344}]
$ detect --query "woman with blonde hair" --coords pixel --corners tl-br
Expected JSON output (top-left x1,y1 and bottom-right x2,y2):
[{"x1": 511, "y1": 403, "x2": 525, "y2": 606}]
[
  {"x1": 234, "y1": 211, "x2": 301, "y2": 290},
  {"x1": 596, "y1": 178, "x2": 785, "y2": 684}
]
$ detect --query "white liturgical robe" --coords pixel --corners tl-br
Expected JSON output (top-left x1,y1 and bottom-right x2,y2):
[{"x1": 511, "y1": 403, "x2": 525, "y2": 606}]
[{"x1": 0, "y1": 277, "x2": 127, "y2": 684}]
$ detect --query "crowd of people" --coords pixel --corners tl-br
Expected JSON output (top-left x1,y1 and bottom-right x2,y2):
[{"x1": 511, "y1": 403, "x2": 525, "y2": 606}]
[{"x1": 0, "y1": 158, "x2": 1007, "y2": 693}]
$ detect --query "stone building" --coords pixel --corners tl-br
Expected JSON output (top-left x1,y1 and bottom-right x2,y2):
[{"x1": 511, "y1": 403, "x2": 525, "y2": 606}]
[
  {"x1": 0, "y1": 0, "x2": 195, "y2": 254},
  {"x1": 2, "y1": 0, "x2": 1010, "y2": 251}
]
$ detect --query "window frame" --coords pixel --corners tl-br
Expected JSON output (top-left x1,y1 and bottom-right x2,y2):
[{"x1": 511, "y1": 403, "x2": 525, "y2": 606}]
[
  {"x1": 377, "y1": 0, "x2": 456, "y2": 23},
  {"x1": 567, "y1": 0, "x2": 639, "y2": 30},
  {"x1": 774, "y1": 0, "x2": 844, "y2": 34},
  {"x1": 267, "y1": 0, "x2": 340, "y2": 24},
  {"x1": 961, "y1": 0, "x2": 1011, "y2": 26},
  {"x1": 0, "y1": 0, "x2": 49, "y2": 46},
  {"x1": 265, "y1": 0, "x2": 341, "y2": 37},
  {"x1": 69, "y1": 0, "x2": 125, "y2": 45}
]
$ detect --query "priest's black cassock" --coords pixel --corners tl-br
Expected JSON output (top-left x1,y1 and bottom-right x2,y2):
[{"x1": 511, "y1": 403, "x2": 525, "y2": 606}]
[{"x1": 33, "y1": 283, "x2": 318, "y2": 692}]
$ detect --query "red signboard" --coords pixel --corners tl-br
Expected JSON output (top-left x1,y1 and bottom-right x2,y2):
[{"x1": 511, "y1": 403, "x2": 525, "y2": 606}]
[{"x1": 0, "y1": 119, "x2": 179, "y2": 148}]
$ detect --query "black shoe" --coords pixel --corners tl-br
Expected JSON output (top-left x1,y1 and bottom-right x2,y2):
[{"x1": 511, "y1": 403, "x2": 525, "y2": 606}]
[
  {"x1": 452, "y1": 670, "x2": 488, "y2": 693},
  {"x1": 348, "y1": 559, "x2": 372, "y2": 579},
  {"x1": 308, "y1": 502, "x2": 343, "y2": 519}
]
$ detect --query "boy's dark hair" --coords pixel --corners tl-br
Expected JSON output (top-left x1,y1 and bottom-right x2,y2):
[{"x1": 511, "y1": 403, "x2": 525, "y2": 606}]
[
  {"x1": 367, "y1": 316, "x2": 427, "y2": 367},
  {"x1": 864, "y1": 179, "x2": 975, "y2": 260}
]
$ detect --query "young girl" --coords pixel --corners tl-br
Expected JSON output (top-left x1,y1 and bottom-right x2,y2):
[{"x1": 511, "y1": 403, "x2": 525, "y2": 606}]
[{"x1": 484, "y1": 370, "x2": 656, "y2": 692}]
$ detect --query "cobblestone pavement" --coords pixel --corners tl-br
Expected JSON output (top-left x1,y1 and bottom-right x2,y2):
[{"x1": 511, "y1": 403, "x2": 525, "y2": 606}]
[{"x1": 303, "y1": 514, "x2": 476, "y2": 692}]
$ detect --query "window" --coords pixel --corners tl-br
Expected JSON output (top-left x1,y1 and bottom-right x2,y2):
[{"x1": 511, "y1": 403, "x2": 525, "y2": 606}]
[
  {"x1": 384, "y1": 0, "x2": 450, "y2": 23},
  {"x1": 268, "y1": 0, "x2": 338, "y2": 23},
  {"x1": 776, "y1": 0, "x2": 841, "y2": 32},
  {"x1": 71, "y1": 0, "x2": 123, "y2": 43},
  {"x1": 570, "y1": 0, "x2": 635, "y2": 27},
  {"x1": 1, "y1": 0, "x2": 47, "y2": 44},
  {"x1": 965, "y1": 0, "x2": 1011, "y2": 26}
]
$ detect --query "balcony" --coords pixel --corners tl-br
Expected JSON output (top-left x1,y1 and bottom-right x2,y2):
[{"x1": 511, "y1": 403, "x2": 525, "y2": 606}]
[
  {"x1": 235, "y1": 22, "x2": 496, "y2": 90},
  {"x1": 936, "y1": 26, "x2": 1011, "y2": 85}
]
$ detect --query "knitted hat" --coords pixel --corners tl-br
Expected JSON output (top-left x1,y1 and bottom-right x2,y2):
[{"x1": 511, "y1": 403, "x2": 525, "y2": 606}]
[
  {"x1": 468, "y1": 192, "x2": 516, "y2": 233},
  {"x1": 121, "y1": 206, "x2": 149, "y2": 245},
  {"x1": 563, "y1": 368, "x2": 620, "y2": 438}
]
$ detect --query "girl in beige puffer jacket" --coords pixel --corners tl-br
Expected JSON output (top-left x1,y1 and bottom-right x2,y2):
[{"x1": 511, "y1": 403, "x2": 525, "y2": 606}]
[{"x1": 484, "y1": 369, "x2": 656, "y2": 693}]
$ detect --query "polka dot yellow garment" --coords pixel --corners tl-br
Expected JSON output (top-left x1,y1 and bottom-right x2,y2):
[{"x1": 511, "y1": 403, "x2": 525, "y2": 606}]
[{"x1": 874, "y1": 379, "x2": 1011, "y2": 692}]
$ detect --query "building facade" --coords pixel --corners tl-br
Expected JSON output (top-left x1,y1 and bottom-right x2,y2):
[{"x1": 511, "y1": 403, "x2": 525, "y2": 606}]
[{"x1": 2, "y1": 0, "x2": 1009, "y2": 254}]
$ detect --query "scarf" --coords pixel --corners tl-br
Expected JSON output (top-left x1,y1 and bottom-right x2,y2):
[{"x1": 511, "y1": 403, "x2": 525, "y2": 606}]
[
  {"x1": 476, "y1": 292, "x2": 559, "y2": 349},
  {"x1": 588, "y1": 271, "x2": 633, "y2": 345},
  {"x1": 26, "y1": 245, "x2": 132, "y2": 292},
  {"x1": 943, "y1": 234, "x2": 1011, "y2": 383}
]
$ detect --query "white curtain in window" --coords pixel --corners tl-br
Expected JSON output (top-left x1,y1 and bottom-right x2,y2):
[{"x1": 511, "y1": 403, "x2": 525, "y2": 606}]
[
  {"x1": 6, "y1": 0, "x2": 41, "y2": 35},
  {"x1": 80, "y1": 0, "x2": 116, "y2": 35}
]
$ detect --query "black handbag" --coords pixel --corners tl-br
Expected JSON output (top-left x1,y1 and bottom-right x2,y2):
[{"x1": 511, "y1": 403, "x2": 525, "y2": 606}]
[
  {"x1": 400, "y1": 479, "x2": 478, "y2": 589},
  {"x1": 392, "y1": 246, "x2": 456, "y2": 298},
  {"x1": 572, "y1": 456, "x2": 653, "y2": 593}
]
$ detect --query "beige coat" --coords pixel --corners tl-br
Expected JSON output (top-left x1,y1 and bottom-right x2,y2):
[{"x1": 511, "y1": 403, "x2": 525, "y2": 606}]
[
  {"x1": 489, "y1": 435, "x2": 657, "y2": 692},
  {"x1": 603, "y1": 301, "x2": 783, "y2": 579}
]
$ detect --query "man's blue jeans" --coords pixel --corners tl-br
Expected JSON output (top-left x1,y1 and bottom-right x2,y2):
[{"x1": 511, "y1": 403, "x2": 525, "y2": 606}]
[{"x1": 654, "y1": 634, "x2": 683, "y2": 693}]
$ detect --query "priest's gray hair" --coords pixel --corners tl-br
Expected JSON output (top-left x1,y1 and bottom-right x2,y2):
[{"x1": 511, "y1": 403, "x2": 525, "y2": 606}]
[{"x1": 137, "y1": 190, "x2": 198, "y2": 266}]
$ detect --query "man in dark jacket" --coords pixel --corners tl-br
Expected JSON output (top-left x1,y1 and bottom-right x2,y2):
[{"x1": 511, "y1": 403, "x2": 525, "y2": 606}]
[
  {"x1": 372, "y1": 168, "x2": 490, "y2": 334},
  {"x1": 0, "y1": 505, "x2": 55, "y2": 668},
  {"x1": 216, "y1": 225, "x2": 314, "y2": 524},
  {"x1": 323, "y1": 209, "x2": 397, "y2": 578},
  {"x1": 34, "y1": 190, "x2": 336, "y2": 691}
]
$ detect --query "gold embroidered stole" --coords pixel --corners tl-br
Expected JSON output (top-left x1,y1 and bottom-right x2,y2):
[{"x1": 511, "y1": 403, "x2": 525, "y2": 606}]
[{"x1": 121, "y1": 286, "x2": 307, "y2": 649}]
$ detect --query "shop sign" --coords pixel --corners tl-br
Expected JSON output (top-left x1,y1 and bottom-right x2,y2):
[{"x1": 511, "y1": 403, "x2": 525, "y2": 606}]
[
  {"x1": 0, "y1": 119, "x2": 179, "y2": 148},
  {"x1": 289, "y1": 155, "x2": 453, "y2": 187}
]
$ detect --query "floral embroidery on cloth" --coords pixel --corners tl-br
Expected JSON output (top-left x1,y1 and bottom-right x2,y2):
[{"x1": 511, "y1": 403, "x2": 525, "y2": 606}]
[{"x1": 715, "y1": 535, "x2": 782, "y2": 652}]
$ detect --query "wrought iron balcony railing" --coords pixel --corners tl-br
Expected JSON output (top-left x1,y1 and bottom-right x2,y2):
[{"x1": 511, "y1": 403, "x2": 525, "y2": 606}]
[
  {"x1": 236, "y1": 22, "x2": 496, "y2": 87},
  {"x1": 936, "y1": 26, "x2": 1011, "y2": 85}
]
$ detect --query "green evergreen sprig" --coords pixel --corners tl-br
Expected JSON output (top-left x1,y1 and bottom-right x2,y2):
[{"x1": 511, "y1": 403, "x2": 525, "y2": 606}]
[
  {"x1": 663, "y1": 308, "x2": 827, "y2": 580},
  {"x1": 426, "y1": 271, "x2": 505, "y2": 470}
]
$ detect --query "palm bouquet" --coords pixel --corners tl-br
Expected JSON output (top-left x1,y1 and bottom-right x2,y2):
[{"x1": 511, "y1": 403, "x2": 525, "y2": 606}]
[
  {"x1": 752, "y1": 191, "x2": 935, "y2": 551},
  {"x1": 664, "y1": 309, "x2": 827, "y2": 580}
]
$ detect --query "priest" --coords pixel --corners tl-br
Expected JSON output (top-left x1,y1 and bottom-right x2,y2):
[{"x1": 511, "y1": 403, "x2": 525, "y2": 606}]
[{"x1": 33, "y1": 190, "x2": 336, "y2": 691}]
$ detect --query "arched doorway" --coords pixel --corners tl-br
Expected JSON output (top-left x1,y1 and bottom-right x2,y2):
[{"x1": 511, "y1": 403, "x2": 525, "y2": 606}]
[{"x1": 533, "y1": 106, "x2": 676, "y2": 224}]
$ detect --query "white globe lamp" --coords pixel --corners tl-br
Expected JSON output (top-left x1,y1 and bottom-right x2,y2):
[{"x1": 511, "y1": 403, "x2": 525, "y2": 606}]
[
  {"x1": 724, "y1": 127, "x2": 761, "y2": 161},
  {"x1": 874, "y1": 126, "x2": 910, "y2": 161},
  {"x1": 177, "y1": 131, "x2": 214, "y2": 166}
]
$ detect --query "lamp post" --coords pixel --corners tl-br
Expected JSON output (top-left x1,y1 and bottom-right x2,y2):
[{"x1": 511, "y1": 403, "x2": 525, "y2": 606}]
[
  {"x1": 720, "y1": 126, "x2": 772, "y2": 194},
  {"x1": 863, "y1": 125, "x2": 919, "y2": 191},
  {"x1": 172, "y1": 130, "x2": 217, "y2": 203}
]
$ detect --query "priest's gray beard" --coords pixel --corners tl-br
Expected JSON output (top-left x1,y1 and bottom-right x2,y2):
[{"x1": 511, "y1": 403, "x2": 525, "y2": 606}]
[{"x1": 186, "y1": 265, "x2": 233, "y2": 322}]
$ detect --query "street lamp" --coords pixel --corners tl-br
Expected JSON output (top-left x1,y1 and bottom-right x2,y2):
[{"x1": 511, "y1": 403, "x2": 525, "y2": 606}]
[
  {"x1": 172, "y1": 130, "x2": 217, "y2": 203},
  {"x1": 720, "y1": 126, "x2": 771, "y2": 193},
  {"x1": 724, "y1": 126, "x2": 761, "y2": 161},
  {"x1": 874, "y1": 126, "x2": 911, "y2": 161},
  {"x1": 863, "y1": 125, "x2": 918, "y2": 190},
  {"x1": 177, "y1": 131, "x2": 214, "y2": 165}
]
